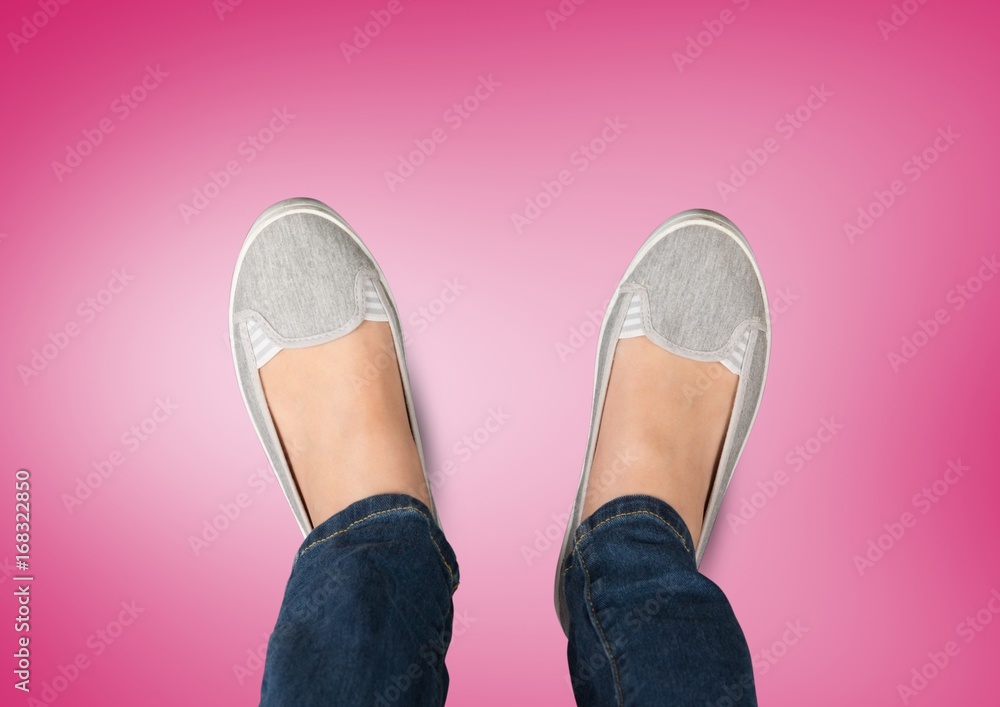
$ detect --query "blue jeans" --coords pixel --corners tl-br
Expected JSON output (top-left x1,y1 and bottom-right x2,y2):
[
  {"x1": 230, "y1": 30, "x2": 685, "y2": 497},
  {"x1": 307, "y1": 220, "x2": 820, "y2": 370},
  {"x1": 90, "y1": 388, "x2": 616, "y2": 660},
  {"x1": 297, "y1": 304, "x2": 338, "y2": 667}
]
[{"x1": 260, "y1": 493, "x2": 756, "y2": 706}]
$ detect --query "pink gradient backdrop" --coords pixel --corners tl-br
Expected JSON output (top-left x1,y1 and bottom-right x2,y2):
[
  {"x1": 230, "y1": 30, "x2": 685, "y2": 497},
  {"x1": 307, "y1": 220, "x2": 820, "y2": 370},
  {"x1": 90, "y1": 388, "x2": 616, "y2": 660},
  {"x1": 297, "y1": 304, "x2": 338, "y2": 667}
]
[{"x1": 2, "y1": 0, "x2": 998, "y2": 704}]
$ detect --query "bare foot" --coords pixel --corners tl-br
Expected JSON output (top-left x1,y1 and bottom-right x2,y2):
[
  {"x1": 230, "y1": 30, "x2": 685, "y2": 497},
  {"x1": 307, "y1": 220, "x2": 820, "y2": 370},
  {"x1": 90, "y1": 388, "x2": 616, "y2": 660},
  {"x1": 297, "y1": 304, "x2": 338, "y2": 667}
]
[
  {"x1": 583, "y1": 336, "x2": 737, "y2": 547},
  {"x1": 258, "y1": 321, "x2": 429, "y2": 526}
]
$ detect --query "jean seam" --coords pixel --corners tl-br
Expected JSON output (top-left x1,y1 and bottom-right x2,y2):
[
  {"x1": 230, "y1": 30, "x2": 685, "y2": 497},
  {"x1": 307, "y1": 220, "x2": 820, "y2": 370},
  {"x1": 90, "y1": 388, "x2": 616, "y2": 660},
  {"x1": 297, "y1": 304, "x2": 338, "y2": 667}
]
[
  {"x1": 576, "y1": 550, "x2": 625, "y2": 707},
  {"x1": 298, "y1": 507, "x2": 457, "y2": 588},
  {"x1": 562, "y1": 510, "x2": 690, "y2": 576}
]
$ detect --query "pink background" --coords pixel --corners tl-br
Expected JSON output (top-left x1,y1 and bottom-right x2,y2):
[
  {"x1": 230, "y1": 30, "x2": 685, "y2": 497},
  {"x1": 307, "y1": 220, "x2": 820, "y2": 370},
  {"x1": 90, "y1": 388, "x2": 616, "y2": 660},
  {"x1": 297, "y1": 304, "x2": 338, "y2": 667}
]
[{"x1": 2, "y1": 0, "x2": 998, "y2": 704}]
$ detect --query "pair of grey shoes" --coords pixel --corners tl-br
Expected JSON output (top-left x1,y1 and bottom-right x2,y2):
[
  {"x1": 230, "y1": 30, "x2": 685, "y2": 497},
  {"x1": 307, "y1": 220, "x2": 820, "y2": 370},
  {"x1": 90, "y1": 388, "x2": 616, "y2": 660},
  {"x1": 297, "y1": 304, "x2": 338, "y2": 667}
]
[{"x1": 229, "y1": 198, "x2": 770, "y2": 635}]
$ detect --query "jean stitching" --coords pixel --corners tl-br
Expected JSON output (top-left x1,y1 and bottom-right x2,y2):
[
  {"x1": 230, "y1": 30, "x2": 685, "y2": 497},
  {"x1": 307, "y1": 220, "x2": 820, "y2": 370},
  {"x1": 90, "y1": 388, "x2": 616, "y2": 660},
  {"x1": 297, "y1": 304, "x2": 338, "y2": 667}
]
[
  {"x1": 577, "y1": 551, "x2": 625, "y2": 706},
  {"x1": 563, "y1": 510, "x2": 689, "y2": 577},
  {"x1": 575, "y1": 510, "x2": 690, "y2": 553},
  {"x1": 298, "y1": 507, "x2": 456, "y2": 587}
]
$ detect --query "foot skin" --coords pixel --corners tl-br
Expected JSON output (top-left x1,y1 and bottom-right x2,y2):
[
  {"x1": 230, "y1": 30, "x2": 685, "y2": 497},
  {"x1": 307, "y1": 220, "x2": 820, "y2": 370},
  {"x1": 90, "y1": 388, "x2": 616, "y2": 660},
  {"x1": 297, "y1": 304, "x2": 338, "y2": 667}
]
[
  {"x1": 258, "y1": 321, "x2": 430, "y2": 527},
  {"x1": 583, "y1": 336, "x2": 738, "y2": 548}
]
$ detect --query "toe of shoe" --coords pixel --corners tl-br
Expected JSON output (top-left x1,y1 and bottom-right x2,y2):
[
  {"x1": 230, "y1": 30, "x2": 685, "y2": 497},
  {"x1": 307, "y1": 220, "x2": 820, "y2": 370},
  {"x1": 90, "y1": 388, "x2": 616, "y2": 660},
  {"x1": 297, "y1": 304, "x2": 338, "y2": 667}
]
[
  {"x1": 232, "y1": 210, "x2": 374, "y2": 343},
  {"x1": 625, "y1": 219, "x2": 767, "y2": 355}
]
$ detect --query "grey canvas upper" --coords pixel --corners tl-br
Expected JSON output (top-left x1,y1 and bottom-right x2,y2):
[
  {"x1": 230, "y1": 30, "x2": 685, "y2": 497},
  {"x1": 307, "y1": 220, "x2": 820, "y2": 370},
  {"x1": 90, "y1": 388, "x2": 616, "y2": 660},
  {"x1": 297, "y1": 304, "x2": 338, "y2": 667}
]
[
  {"x1": 229, "y1": 197, "x2": 436, "y2": 536},
  {"x1": 554, "y1": 209, "x2": 771, "y2": 635},
  {"x1": 233, "y1": 210, "x2": 375, "y2": 346}
]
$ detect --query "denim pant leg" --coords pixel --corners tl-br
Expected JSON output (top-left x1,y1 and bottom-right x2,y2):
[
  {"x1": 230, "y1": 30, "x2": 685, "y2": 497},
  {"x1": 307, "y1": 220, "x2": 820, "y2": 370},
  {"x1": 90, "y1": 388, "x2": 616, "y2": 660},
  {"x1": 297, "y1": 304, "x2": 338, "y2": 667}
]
[
  {"x1": 563, "y1": 495, "x2": 756, "y2": 707},
  {"x1": 260, "y1": 494, "x2": 460, "y2": 707}
]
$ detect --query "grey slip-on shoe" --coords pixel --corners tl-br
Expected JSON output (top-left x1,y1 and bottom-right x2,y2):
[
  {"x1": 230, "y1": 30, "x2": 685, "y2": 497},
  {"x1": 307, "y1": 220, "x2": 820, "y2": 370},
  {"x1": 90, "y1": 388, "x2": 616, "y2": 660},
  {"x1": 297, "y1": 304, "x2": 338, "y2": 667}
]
[
  {"x1": 229, "y1": 197, "x2": 437, "y2": 535},
  {"x1": 554, "y1": 209, "x2": 771, "y2": 635}
]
